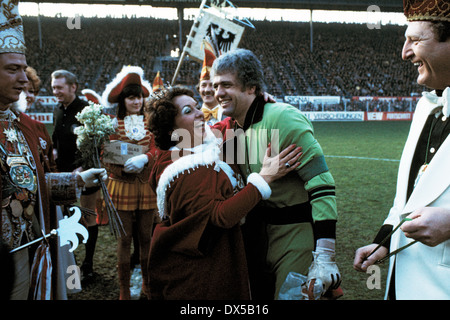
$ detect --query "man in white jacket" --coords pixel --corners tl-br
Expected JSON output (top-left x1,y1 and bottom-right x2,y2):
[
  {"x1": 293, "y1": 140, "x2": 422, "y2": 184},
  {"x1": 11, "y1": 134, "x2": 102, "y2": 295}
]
[{"x1": 354, "y1": 0, "x2": 450, "y2": 300}]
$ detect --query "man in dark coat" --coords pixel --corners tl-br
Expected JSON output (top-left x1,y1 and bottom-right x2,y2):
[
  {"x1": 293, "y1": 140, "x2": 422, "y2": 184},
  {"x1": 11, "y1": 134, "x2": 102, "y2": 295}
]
[
  {"x1": 51, "y1": 69, "x2": 88, "y2": 172},
  {"x1": 51, "y1": 70, "x2": 100, "y2": 283}
]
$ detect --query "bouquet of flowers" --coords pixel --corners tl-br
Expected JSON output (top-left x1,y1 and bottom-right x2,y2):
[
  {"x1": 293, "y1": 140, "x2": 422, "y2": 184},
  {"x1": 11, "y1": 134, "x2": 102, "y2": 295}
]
[{"x1": 75, "y1": 102, "x2": 125, "y2": 238}]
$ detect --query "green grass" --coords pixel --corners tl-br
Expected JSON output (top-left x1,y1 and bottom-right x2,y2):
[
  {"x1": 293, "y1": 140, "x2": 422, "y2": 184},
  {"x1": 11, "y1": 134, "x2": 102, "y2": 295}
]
[
  {"x1": 314, "y1": 121, "x2": 411, "y2": 300},
  {"x1": 47, "y1": 121, "x2": 412, "y2": 300}
]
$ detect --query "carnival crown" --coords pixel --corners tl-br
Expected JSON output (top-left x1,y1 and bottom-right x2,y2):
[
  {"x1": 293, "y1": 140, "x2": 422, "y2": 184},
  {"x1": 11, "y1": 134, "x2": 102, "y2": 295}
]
[
  {"x1": 0, "y1": 0, "x2": 26, "y2": 54},
  {"x1": 404, "y1": 0, "x2": 450, "y2": 22}
]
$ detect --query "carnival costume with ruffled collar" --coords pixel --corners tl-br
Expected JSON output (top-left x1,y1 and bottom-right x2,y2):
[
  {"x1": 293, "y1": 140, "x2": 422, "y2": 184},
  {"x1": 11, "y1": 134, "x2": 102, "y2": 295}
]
[
  {"x1": 104, "y1": 115, "x2": 156, "y2": 211},
  {"x1": 123, "y1": 114, "x2": 147, "y2": 141},
  {"x1": 0, "y1": 0, "x2": 82, "y2": 300},
  {"x1": 0, "y1": 109, "x2": 81, "y2": 299}
]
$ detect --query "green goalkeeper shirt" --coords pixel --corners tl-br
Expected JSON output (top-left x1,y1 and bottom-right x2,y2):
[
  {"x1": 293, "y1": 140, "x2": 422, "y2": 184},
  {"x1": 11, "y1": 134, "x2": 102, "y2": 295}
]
[{"x1": 226, "y1": 95, "x2": 338, "y2": 239}]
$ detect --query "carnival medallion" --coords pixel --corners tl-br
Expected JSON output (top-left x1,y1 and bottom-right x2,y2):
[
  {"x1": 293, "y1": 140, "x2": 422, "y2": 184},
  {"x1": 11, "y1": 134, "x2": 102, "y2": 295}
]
[
  {"x1": 8, "y1": 158, "x2": 37, "y2": 193},
  {"x1": 2, "y1": 195, "x2": 11, "y2": 208},
  {"x1": 39, "y1": 137, "x2": 47, "y2": 150}
]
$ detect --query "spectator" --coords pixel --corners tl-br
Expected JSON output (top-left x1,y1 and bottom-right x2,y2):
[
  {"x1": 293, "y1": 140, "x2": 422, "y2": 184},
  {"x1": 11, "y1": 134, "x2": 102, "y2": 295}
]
[
  {"x1": 22, "y1": 16, "x2": 424, "y2": 101},
  {"x1": 51, "y1": 69, "x2": 100, "y2": 284}
]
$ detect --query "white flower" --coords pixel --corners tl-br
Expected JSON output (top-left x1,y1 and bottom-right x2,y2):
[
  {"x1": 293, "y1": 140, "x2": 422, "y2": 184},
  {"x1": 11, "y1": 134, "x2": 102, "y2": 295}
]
[{"x1": 75, "y1": 102, "x2": 115, "y2": 168}]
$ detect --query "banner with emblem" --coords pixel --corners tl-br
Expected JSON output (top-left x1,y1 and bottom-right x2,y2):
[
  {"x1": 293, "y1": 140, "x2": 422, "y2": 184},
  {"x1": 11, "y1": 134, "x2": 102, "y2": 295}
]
[
  {"x1": 184, "y1": 11, "x2": 244, "y2": 62},
  {"x1": 171, "y1": 0, "x2": 250, "y2": 84}
]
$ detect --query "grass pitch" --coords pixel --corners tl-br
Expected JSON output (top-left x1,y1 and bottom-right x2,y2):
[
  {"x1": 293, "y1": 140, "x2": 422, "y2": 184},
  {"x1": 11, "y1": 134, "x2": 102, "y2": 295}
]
[{"x1": 314, "y1": 121, "x2": 411, "y2": 300}]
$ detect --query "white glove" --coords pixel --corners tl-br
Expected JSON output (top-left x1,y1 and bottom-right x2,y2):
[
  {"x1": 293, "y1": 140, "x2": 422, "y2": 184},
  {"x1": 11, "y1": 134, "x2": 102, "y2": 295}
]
[
  {"x1": 77, "y1": 168, "x2": 107, "y2": 188},
  {"x1": 123, "y1": 154, "x2": 148, "y2": 173},
  {"x1": 306, "y1": 238, "x2": 341, "y2": 299}
]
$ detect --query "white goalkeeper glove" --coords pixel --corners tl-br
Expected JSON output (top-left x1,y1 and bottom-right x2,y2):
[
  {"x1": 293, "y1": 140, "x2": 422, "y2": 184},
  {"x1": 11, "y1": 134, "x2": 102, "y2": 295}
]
[{"x1": 306, "y1": 238, "x2": 341, "y2": 299}]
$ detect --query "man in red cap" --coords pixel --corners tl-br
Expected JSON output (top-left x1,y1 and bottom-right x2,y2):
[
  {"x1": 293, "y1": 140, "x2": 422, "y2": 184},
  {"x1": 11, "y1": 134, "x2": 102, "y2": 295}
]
[
  {"x1": 354, "y1": 0, "x2": 450, "y2": 300},
  {"x1": 152, "y1": 71, "x2": 164, "y2": 93},
  {"x1": 198, "y1": 40, "x2": 224, "y2": 126}
]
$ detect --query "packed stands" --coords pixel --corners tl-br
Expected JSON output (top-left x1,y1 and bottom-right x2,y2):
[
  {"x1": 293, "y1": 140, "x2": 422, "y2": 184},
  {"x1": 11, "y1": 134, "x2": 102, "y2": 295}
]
[{"x1": 23, "y1": 16, "x2": 425, "y2": 112}]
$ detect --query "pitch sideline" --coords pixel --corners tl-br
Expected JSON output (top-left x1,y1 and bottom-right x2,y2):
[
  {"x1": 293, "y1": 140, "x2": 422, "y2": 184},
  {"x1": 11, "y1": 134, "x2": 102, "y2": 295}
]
[{"x1": 326, "y1": 155, "x2": 400, "y2": 162}]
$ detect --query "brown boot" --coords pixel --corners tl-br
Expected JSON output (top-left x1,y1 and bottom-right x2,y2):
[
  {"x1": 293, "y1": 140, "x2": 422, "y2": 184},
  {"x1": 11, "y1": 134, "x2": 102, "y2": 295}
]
[{"x1": 118, "y1": 263, "x2": 131, "y2": 300}]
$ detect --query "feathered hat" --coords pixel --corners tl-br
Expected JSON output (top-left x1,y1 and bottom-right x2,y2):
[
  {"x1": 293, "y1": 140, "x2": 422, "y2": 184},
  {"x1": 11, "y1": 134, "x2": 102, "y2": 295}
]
[
  {"x1": 0, "y1": 0, "x2": 26, "y2": 54},
  {"x1": 152, "y1": 71, "x2": 164, "y2": 92},
  {"x1": 102, "y1": 66, "x2": 151, "y2": 107},
  {"x1": 403, "y1": 0, "x2": 450, "y2": 22},
  {"x1": 81, "y1": 89, "x2": 102, "y2": 104},
  {"x1": 199, "y1": 38, "x2": 217, "y2": 81}
]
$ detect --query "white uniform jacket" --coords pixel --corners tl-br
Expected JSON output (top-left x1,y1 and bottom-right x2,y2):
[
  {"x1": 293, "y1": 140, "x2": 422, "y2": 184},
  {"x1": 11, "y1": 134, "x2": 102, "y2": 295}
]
[{"x1": 383, "y1": 89, "x2": 450, "y2": 300}]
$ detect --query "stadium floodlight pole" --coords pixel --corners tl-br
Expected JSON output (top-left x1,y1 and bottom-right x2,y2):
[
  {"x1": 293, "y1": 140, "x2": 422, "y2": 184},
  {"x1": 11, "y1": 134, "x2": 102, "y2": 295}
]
[
  {"x1": 310, "y1": 10, "x2": 313, "y2": 52},
  {"x1": 38, "y1": 3, "x2": 42, "y2": 50},
  {"x1": 171, "y1": 0, "x2": 208, "y2": 86}
]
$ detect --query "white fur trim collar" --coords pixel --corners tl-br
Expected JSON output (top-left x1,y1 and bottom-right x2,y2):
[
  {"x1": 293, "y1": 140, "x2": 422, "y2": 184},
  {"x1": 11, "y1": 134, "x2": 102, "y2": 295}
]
[{"x1": 156, "y1": 126, "x2": 234, "y2": 220}]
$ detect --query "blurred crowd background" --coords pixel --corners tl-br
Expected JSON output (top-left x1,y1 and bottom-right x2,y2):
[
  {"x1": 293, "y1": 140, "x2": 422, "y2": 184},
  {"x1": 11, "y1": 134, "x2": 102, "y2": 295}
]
[{"x1": 23, "y1": 16, "x2": 423, "y2": 113}]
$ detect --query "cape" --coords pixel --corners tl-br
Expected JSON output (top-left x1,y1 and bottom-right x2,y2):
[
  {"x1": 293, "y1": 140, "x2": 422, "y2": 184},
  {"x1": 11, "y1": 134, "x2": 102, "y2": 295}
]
[{"x1": 147, "y1": 128, "x2": 270, "y2": 299}]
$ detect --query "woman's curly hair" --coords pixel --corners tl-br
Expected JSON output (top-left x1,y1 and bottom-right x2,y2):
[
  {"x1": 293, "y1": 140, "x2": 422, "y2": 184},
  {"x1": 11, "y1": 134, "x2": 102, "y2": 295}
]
[{"x1": 146, "y1": 86, "x2": 195, "y2": 150}]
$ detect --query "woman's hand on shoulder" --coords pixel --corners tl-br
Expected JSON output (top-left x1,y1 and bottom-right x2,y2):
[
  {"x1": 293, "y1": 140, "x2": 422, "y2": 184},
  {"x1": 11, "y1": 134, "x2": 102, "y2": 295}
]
[{"x1": 259, "y1": 144, "x2": 302, "y2": 184}]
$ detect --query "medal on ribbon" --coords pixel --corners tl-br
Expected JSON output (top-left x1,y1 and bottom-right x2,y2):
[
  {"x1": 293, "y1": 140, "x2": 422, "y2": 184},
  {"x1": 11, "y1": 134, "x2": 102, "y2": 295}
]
[{"x1": 4, "y1": 127, "x2": 18, "y2": 144}]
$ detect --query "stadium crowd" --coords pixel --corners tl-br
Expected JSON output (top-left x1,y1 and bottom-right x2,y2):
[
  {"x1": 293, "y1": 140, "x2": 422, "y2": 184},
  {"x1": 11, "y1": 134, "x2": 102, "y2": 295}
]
[{"x1": 23, "y1": 16, "x2": 424, "y2": 113}]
